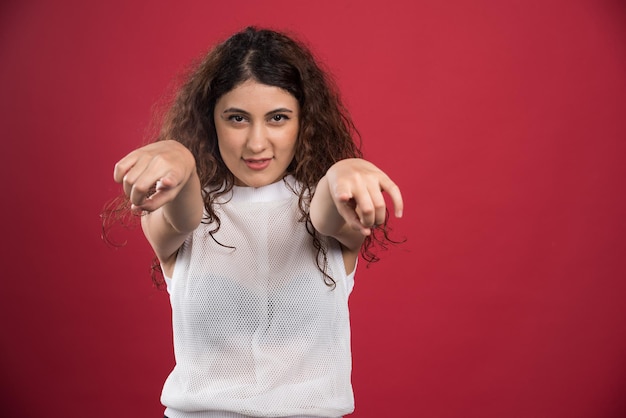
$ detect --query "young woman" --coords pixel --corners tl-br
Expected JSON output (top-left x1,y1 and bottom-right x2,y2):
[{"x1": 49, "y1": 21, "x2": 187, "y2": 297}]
[{"x1": 111, "y1": 27, "x2": 403, "y2": 418}]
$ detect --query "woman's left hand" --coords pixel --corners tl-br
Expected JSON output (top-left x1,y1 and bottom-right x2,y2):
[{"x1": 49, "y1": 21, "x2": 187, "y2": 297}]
[{"x1": 324, "y1": 158, "x2": 403, "y2": 237}]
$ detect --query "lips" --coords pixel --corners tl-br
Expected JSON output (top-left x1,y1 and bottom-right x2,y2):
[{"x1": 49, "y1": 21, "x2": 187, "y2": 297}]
[{"x1": 244, "y1": 158, "x2": 272, "y2": 170}]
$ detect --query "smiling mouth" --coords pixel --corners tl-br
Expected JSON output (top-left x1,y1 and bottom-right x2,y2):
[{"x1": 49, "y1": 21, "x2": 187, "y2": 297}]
[{"x1": 244, "y1": 158, "x2": 272, "y2": 170}]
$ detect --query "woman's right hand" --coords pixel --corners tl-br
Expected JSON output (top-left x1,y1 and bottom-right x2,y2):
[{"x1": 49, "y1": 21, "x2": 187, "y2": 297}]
[{"x1": 113, "y1": 140, "x2": 197, "y2": 213}]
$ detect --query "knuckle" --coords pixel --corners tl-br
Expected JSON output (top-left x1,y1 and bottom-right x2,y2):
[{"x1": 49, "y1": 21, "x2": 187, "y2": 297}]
[
  {"x1": 152, "y1": 153, "x2": 168, "y2": 164},
  {"x1": 132, "y1": 181, "x2": 153, "y2": 196},
  {"x1": 113, "y1": 161, "x2": 127, "y2": 181},
  {"x1": 387, "y1": 180, "x2": 401, "y2": 192},
  {"x1": 360, "y1": 205, "x2": 375, "y2": 216},
  {"x1": 373, "y1": 200, "x2": 386, "y2": 211},
  {"x1": 122, "y1": 173, "x2": 137, "y2": 189}
]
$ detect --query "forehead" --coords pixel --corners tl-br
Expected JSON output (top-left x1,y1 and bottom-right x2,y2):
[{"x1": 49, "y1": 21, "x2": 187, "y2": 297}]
[{"x1": 216, "y1": 79, "x2": 299, "y2": 110}]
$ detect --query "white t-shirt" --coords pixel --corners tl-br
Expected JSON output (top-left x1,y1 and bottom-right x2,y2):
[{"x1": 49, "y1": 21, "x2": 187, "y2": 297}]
[{"x1": 162, "y1": 177, "x2": 355, "y2": 418}]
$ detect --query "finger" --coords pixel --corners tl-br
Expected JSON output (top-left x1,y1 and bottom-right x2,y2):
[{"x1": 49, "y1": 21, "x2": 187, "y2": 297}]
[
  {"x1": 122, "y1": 162, "x2": 152, "y2": 204},
  {"x1": 128, "y1": 181, "x2": 148, "y2": 207},
  {"x1": 113, "y1": 148, "x2": 143, "y2": 184},
  {"x1": 331, "y1": 185, "x2": 371, "y2": 235},
  {"x1": 133, "y1": 174, "x2": 179, "y2": 211},
  {"x1": 330, "y1": 180, "x2": 354, "y2": 205},
  {"x1": 114, "y1": 152, "x2": 150, "y2": 199},
  {"x1": 124, "y1": 162, "x2": 158, "y2": 206},
  {"x1": 350, "y1": 181, "x2": 378, "y2": 229},
  {"x1": 155, "y1": 172, "x2": 180, "y2": 191},
  {"x1": 130, "y1": 187, "x2": 175, "y2": 212},
  {"x1": 132, "y1": 163, "x2": 188, "y2": 210},
  {"x1": 343, "y1": 199, "x2": 372, "y2": 236},
  {"x1": 366, "y1": 182, "x2": 388, "y2": 226},
  {"x1": 380, "y1": 177, "x2": 403, "y2": 218},
  {"x1": 113, "y1": 158, "x2": 130, "y2": 184}
]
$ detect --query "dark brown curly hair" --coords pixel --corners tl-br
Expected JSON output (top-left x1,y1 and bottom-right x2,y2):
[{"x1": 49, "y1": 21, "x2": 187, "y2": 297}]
[{"x1": 103, "y1": 26, "x2": 396, "y2": 287}]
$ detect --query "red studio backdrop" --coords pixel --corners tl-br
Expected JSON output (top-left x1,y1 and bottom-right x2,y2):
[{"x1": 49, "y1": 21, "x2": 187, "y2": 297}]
[{"x1": 1, "y1": 1, "x2": 625, "y2": 417}]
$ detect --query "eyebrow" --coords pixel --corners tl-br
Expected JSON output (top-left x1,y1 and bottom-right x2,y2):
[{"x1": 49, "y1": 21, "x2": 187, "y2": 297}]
[{"x1": 222, "y1": 107, "x2": 295, "y2": 116}]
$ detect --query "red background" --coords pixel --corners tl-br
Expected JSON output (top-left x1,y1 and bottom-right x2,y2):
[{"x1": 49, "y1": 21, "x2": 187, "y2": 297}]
[{"x1": 1, "y1": 0, "x2": 625, "y2": 417}]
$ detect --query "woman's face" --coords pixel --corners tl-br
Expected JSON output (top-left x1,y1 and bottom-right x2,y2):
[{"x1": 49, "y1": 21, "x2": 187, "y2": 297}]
[{"x1": 214, "y1": 79, "x2": 299, "y2": 187}]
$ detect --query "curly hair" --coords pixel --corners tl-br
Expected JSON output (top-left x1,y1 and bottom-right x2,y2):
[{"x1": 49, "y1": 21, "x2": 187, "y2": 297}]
[{"x1": 103, "y1": 26, "x2": 396, "y2": 287}]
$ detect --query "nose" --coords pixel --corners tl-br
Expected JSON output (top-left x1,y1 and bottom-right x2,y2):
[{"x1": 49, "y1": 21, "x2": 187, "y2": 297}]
[{"x1": 246, "y1": 123, "x2": 268, "y2": 154}]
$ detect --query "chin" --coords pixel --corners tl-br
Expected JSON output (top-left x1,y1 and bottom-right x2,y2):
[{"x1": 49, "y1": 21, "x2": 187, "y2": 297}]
[{"x1": 235, "y1": 174, "x2": 282, "y2": 188}]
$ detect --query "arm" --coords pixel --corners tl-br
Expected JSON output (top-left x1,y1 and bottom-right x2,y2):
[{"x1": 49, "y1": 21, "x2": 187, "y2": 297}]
[
  {"x1": 113, "y1": 140, "x2": 204, "y2": 274},
  {"x1": 310, "y1": 158, "x2": 403, "y2": 257}
]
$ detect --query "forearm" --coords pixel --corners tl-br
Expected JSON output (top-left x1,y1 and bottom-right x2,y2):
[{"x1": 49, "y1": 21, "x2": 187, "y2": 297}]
[
  {"x1": 142, "y1": 170, "x2": 203, "y2": 264},
  {"x1": 310, "y1": 175, "x2": 347, "y2": 237}
]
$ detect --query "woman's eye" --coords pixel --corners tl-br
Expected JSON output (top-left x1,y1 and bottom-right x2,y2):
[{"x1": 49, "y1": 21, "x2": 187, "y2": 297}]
[
  {"x1": 270, "y1": 114, "x2": 288, "y2": 122},
  {"x1": 228, "y1": 115, "x2": 246, "y2": 123}
]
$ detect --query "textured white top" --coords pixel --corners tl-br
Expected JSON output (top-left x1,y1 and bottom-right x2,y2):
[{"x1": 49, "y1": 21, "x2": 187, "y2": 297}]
[{"x1": 162, "y1": 177, "x2": 355, "y2": 418}]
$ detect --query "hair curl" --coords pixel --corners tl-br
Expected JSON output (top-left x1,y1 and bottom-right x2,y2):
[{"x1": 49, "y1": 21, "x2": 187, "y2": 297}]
[{"x1": 102, "y1": 26, "x2": 397, "y2": 288}]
